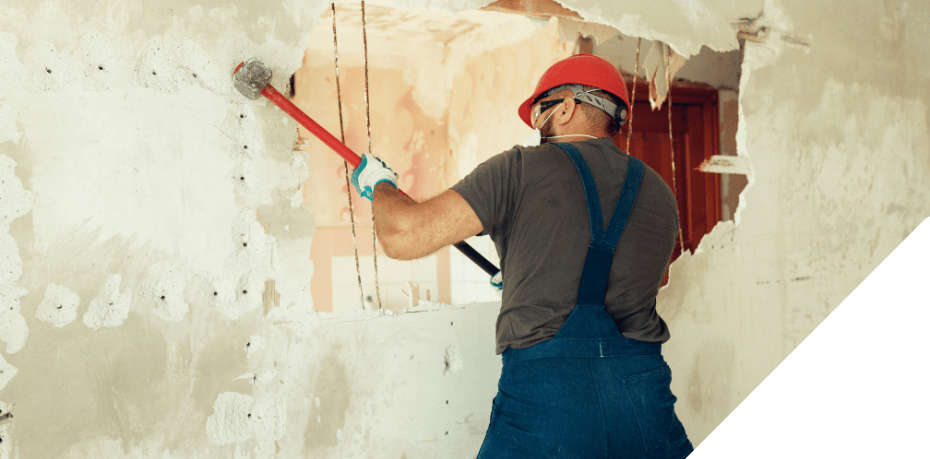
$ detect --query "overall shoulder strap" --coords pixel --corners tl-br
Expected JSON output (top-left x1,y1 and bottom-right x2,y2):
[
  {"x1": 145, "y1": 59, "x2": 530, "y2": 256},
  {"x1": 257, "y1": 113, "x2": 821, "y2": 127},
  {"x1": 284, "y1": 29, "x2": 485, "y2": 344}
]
[
  {"x1": 553, "y1": 142, "x2": 605, "y2": 242},
  {"x1": 551, "y1": 142, "x2": 645, "y2": 305}
]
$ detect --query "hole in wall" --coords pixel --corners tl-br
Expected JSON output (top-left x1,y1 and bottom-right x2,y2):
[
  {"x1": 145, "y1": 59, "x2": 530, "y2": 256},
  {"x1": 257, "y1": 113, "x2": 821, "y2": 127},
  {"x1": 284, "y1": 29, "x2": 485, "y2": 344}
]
[
  {"x1": 287, "y1": 73, "x2": 296, "y2": 98},
  {"x1": 297, "y1": 2, "x2": 745, "y2": 311},
  {"x1": 595, "y1": 33, "x2": 744, "y2": 263}
]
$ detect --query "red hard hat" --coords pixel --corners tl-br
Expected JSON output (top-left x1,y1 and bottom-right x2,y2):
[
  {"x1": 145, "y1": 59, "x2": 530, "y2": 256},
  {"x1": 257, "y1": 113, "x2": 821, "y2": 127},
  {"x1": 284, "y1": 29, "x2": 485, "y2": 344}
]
[{"x1": 518, "y1": 53, "x2": 630, "y2": 129}]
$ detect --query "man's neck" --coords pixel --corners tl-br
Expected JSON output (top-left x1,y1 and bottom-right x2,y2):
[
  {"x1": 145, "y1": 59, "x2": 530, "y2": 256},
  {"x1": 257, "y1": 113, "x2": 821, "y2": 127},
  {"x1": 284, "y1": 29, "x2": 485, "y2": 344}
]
[{"x1": 545, "y1": 133, "x2": 608, "y2": 143}]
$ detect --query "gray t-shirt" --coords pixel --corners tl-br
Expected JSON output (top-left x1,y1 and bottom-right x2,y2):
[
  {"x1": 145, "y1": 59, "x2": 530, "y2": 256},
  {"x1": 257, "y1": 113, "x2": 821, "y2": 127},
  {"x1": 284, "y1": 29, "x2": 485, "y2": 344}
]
[{"x1": 451, "y1": 138, "x2": 679, "y2": 355}]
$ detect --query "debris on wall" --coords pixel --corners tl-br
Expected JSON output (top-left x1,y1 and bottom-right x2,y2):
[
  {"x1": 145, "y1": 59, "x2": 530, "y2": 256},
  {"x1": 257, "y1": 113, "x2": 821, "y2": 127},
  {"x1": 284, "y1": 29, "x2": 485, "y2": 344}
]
[
  {"x1": 0, "y1": 353, "x2": 17, "y2": 391},
  {"x1": 82, "y1": 274, "x2": 132, "y2": 331},
  {"x1": 206, "y1": 391, "x2": 286, "y2": 446},
  {"x1": 443, "y1": 343, "x2": 464, "y2": 375},
  {"x1": 642, "y1": 42, "x2": 686, "y2": 109},
  {"x1": 0, "y1": 152, "x2": 32, "y2": 354},
  {"x1": 557, "y1": 17, "x2": 619, "y2": 45},
  {"x1": 138, "y1": 262, "x2": 189, "y2": 322},
  {"x1": 34, "y1": 283, "x2": 80, "y2": 328},
  {"x1": 698, "y1": 156, "x2": 751, "y2": 175},
  {"x1": 236, "y1": 370, "x2": 278, "y2": 385},
  {"x1": 247, "y1": 334, "x2": 266, "y2": 359}
]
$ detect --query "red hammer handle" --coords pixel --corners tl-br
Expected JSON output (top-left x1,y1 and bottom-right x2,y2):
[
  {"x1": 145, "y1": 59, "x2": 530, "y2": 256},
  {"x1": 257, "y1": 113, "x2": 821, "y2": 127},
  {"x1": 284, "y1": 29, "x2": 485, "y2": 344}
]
[
  {"x1": 262, "y1": 85, "x2": 363, "y2": 169},
  {"x1": 251, "y1": 76, "x2": 500, "y2": 276},
  {"x1": 262, "y1": 84, "x2": 414, "y2": 199}
]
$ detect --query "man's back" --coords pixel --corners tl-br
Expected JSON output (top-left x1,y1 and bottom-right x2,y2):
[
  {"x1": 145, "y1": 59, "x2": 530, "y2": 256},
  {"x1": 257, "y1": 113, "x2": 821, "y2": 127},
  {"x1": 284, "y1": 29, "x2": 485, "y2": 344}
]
[{"x1": 452, "y1": 137, "x2": 680, "y2": 354}]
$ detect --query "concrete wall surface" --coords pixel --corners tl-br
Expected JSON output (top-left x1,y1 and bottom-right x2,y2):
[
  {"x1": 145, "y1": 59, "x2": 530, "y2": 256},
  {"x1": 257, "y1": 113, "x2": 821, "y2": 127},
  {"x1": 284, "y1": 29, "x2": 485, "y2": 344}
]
[{"x1": 0, "y1": 0, "x2": 929, "y2": 457}]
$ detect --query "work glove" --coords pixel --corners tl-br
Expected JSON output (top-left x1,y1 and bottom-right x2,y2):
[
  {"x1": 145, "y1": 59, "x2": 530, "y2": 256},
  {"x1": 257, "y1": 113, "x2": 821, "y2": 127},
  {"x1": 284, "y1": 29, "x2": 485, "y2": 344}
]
[
  {"x1": 351, "y1": 153, "x2": 398, "y2": 201},
  {"x1": 490, "y1": 271, "x2": 503, "y2": 298}
]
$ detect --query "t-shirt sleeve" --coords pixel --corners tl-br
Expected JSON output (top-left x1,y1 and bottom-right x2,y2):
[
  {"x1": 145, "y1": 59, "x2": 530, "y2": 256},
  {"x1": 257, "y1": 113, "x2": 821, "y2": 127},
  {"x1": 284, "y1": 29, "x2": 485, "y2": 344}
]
[{"x1": 450, "y1": 147, "x2": 521, "y2": 237}]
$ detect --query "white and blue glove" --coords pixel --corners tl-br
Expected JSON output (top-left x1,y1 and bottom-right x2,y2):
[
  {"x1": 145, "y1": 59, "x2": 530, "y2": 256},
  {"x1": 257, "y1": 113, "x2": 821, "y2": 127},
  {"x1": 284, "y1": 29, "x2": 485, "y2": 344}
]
[
  {"x1": 490, "y1": 270, "x2": 503, "y2": 294},
  {"x1": 351, "y1": 153, "x2": 398, "y2": 201}
]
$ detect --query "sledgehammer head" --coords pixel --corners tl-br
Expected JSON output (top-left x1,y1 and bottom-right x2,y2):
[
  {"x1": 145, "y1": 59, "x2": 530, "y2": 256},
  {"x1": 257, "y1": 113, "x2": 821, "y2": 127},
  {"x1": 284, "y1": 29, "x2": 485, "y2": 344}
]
[{"x1": 233, "y1": 58, "x2": 273, "y2": 100}]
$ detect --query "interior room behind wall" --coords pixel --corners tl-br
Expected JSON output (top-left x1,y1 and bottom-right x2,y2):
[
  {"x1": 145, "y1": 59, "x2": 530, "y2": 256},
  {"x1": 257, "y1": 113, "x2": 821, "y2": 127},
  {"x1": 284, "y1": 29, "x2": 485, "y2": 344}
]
[{"x1": 293, "y1": 3, "x2": 746, "y2": 312}]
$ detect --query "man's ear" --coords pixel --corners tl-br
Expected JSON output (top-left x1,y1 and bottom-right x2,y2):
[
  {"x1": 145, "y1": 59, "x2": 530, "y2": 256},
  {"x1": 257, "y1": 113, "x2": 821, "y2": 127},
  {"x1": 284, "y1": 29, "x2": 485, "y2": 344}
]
[{"x1": 556, "y1": 97, "x2": 576, "y2": 126}]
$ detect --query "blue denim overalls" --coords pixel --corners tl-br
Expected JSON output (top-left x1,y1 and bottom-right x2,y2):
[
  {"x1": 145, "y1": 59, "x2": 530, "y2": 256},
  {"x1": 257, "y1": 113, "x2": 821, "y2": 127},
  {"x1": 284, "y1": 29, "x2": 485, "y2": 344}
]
[{"x1": 476, "y1": 143, "x2": 693, "y2": 459}]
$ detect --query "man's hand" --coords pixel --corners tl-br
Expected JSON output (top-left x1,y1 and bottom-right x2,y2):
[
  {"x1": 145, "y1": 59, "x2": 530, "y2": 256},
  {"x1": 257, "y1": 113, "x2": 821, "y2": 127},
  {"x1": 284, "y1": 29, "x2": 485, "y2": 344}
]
[{"x1": 351, "y1": 153, "x2": 397, "y2": 201}]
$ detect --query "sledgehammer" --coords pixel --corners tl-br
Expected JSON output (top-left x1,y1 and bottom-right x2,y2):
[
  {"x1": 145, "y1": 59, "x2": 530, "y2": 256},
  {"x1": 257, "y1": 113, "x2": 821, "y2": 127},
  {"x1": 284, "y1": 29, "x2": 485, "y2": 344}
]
[{"x1": 232, "y1": 58, "x2": 500, "y2": 276}]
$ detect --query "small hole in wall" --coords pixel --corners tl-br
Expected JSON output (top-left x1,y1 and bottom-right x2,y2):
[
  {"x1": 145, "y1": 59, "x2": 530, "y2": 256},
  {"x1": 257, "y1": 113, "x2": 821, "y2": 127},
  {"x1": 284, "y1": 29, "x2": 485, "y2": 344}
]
[
  {"x1": 240, "y1": 114, "x2": 245, "y2": 119},
  {"x1": 57, "y1": 305, "x2": 62, "y2": 309},
  {"x1": 108, "y1": 302, "x2": 113, "y2": 306},
  {"x1": 247, "y1": 413, "x2": 251, "y2": 418},
  {"x1": 152, "y1": 71, "x2": 157, "y2": 75},
  {"x1": 450, "y1": 321, "x2": 453, "y2": 326},
  {"x1": 98, "y1": 66, "x2": 104, "y2": 70},
  {"x1": 243, "y1": 145, "x2": 248, "y2": 149},
  {"x1": 192, "y1": 73, "x2": 197, "y2": 78},
  {"x1": 246, "y1": 342, "x2": 251, "y2": 347},
  {"x1": 243, "y1": 243, "x2": 248, "y2": 247},
  {"x1": 213, "y1": 291, "x2": 218, "y2": 296},
  {"x1": 160, "y1": 295, "x2": 165, "y2": 300},
  {"x1": 46, "y1": 68, "x2": 51, "y2": 74},
  {"x1": 445, "y1": 400, "x2": 449, "y2": 405},
  {"x1": 243, "y1": 290, "x2": 248, "y2": 294},
  {"x1": 240, "y1": 177, "x2": 245, "y2": 181},
  {"x1": 445, "y1": 431, "x2": 449, "y2": 436}
]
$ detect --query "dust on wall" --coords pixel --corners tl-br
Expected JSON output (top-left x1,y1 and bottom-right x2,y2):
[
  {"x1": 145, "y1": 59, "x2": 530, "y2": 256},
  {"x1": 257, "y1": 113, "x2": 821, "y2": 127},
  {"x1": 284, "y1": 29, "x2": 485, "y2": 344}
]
[
  {"x1": 1, "y1": 0, "x2": 929, "y2": 457},
  {"x1": 0, "y1": 0, "x2": 324, "y2": 456}
]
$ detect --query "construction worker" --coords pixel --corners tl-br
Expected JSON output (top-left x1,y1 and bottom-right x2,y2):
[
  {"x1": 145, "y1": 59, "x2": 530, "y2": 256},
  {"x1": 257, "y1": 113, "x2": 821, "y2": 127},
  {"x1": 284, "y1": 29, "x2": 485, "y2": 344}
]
[{"x1": 350, "y1": 53, "x2": 692, "y2": 458}]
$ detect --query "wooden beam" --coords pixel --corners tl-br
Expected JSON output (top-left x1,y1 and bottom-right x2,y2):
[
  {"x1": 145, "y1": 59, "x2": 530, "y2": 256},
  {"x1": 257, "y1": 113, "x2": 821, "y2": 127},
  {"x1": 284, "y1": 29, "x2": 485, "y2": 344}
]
[{"x1": 480, "y1": 0, "x2": 582, "y2": 20}]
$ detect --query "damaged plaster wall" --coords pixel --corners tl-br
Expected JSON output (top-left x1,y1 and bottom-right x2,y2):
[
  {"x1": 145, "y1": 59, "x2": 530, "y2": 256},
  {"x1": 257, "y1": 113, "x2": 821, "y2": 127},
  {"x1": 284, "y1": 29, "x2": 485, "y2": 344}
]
[
  {"x1": 605, "y1": 0, "x2": 930, "y2": 446},
  {"x1": 2, "y1": 0, "x2": 930, "y2": 457},
  {"x1": 0, "y1": 0, "x2": 320, "y2": 457},
  {"x1": 409, "y1": 0, "x2": 930, "y2": 448},
  {"x1": 0, "y1": 0, "x2": 521, "y2": 457}
]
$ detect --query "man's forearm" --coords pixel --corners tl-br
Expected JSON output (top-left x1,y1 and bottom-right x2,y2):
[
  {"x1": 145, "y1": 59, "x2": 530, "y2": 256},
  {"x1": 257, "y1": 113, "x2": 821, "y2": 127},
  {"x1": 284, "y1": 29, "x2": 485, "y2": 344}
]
[
  {"x1": 371, "y1": 182, "x2": 417, "y2": 259},
  {"x1": 370, "y1": 183, "x2": 484, "y2": 261}
]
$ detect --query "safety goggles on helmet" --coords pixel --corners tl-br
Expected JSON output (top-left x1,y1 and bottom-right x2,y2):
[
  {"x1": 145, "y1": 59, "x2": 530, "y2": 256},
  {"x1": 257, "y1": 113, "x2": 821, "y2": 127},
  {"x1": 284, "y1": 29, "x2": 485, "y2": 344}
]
[{"x1": 531, "y1": 84, "x2": 626, "y2": 126}]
